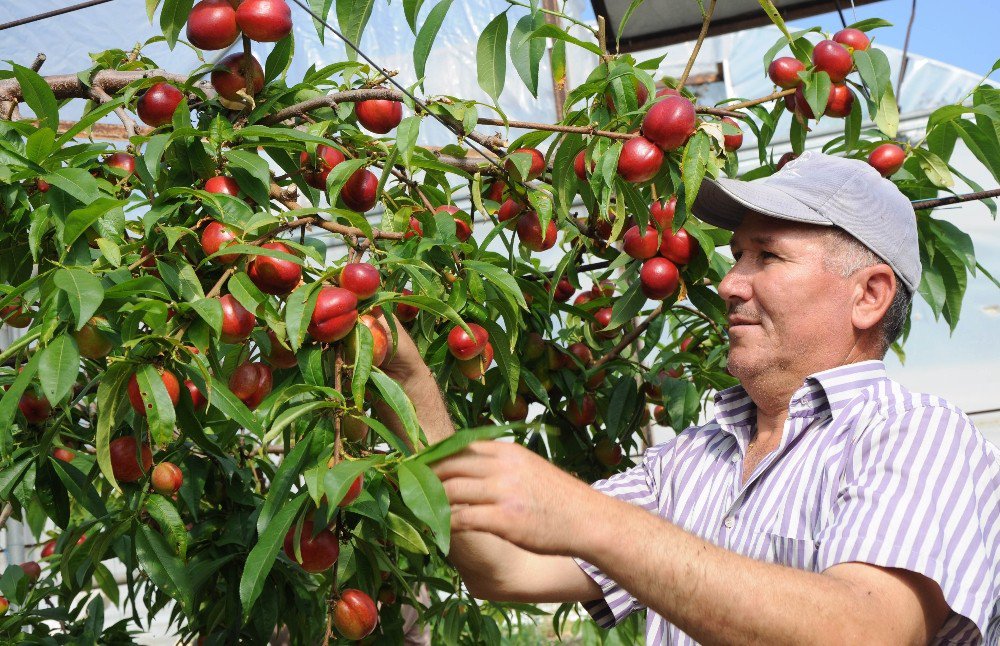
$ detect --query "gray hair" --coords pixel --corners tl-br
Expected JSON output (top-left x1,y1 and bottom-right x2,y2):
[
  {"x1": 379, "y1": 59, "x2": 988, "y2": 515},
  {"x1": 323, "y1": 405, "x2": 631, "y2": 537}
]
[{"x1": 822, "y1": 228, "x2": 912, "y2": 357}]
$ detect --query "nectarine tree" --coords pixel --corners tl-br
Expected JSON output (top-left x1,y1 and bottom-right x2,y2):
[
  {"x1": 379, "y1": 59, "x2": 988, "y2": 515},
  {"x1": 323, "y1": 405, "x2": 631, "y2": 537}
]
[{"x1": 0, "y1": 0, "x2": 994, "y2": 643}]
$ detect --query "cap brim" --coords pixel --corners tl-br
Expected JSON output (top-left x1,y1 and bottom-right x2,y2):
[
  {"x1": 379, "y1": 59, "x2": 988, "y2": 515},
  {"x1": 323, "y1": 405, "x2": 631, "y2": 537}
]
[{"x1": 692, "y1": 177, "x2": 835, "y2": 231}]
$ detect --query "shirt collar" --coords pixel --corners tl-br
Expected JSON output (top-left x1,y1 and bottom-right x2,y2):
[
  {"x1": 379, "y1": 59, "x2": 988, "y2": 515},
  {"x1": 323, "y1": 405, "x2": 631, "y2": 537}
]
[{"x1": 713, "y1": 360, "x2": 888, "y2": 436}]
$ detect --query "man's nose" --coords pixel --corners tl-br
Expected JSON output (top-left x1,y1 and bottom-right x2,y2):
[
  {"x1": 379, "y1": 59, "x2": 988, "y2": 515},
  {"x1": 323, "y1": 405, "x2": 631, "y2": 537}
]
[{"x1": 718, "y1": 260, "x2": 752, "y2": 304}]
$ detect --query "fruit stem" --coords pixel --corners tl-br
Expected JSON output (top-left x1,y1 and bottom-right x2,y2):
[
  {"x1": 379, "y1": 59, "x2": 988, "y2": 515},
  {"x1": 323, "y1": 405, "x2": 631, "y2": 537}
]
[
  {"x1": 593, "y1": 303, "x2": 665, "y2": 370},
  {"x1": 677, "y1": 0, "x2": 717, "y2": 92}
]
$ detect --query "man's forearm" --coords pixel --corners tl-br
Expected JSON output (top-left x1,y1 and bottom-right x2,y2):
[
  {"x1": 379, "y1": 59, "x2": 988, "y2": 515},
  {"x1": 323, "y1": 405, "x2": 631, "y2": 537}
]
[
  {"x1": 578, "y1": 495, "x2": 902, "y2": 645},
  {"x1": 372, "y1": 367, "x2": 526, "y2": 595}
]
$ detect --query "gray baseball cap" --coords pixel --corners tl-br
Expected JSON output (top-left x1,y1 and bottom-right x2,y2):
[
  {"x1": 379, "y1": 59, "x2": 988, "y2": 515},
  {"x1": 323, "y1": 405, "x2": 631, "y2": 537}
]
[{"x1": 691, "y1": 151, "x2": 921, "y2": 294}]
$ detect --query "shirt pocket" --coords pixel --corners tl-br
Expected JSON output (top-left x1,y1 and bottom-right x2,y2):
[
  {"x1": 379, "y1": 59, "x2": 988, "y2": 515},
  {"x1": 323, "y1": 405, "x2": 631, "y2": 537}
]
[{"x1": 765, "y1": 528, "x2": 821, "y2": 572}]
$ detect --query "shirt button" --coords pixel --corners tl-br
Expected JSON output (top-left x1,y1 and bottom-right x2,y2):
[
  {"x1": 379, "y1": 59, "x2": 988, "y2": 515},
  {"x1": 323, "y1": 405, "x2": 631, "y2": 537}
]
[
  {"x1": 724, "y1": 516, "x2": 735, "y2": 529},
  {"x1": 731, "y1": 453, "x2": 739, "y2": 463}
]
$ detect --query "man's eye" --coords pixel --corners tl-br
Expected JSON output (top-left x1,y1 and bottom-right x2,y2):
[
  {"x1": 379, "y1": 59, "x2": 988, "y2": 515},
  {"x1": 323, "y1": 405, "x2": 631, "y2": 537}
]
[{"x1": 761, "y1": 251, "x2": 776, "y2": 259}]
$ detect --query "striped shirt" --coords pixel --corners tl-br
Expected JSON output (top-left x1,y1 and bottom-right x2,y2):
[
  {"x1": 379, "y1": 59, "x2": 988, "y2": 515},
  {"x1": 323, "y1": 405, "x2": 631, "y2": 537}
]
[{"x1": 575, "y1": 360, "x2": 1000, "y2": 644}]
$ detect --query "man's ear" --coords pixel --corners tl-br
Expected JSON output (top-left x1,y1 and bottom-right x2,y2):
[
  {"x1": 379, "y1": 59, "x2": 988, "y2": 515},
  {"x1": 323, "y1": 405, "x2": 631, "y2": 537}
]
[{"x1": 852, "y1": 264, "x2": 896, "y2": 332}]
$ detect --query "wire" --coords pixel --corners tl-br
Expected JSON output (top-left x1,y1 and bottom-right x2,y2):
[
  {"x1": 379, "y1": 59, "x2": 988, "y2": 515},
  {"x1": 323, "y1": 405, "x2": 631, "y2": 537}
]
[
  {"x1": 831, "y1": 0, "x2": 848, "y2": 29},
  {"x1": 0, "y1": 0, "x2": 116, "y2": 32},
  {"x1": 286, "y1": 0, "x2": 508, "y2": 174}
]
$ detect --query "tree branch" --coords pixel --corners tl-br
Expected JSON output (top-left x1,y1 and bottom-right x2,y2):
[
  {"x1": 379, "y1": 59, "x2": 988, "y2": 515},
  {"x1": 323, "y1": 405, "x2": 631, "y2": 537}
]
[
  {"x1": 722, "y1": 88, "x2": 795, "y2": 111},
  {"x1": 593, "y1": 304, "x2": 665, "y2": 370},
  {"x1": 678, "y1": 0, "x2": 718, "y2": 91},
  {"x1": 0, "y1": 69, "x2": 202, "y2": 104},
  {"x1": 91, "y1": 85, "x2": 137, "y2": 140}
]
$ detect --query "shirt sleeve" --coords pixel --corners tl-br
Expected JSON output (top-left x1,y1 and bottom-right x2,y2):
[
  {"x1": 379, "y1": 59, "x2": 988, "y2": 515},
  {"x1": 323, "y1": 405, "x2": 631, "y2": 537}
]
[
  {"x1": 573, "y1": 440, "x2": 675, "y2": 628},
  {"x1": 816, "y1": 403, "x2": 1000, "y2": 641}
]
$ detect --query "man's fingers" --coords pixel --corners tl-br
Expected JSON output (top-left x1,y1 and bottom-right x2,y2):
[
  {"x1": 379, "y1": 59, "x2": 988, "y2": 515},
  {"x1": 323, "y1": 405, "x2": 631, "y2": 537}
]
[
  {"x1": 442, "y1": 476, "x2": 494, "y2": 506},
  {"x1": 431, "y1": 454, "x2": 491, "y2": 480},
  {"x1": 451, "y1": 503, "x2": 507, "y2": 536}
]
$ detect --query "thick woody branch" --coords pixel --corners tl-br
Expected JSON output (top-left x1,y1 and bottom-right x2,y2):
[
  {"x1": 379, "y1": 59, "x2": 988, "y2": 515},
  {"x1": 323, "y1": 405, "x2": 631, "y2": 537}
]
[{"x1": 0, "y1": 69, "x2": 200, "y2": 104}]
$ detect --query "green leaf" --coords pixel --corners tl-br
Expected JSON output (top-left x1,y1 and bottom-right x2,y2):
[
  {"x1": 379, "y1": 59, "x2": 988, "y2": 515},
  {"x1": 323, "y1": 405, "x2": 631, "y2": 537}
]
[
  {"x1": 240, "y1": 492, "x2": 306, "y2": 619},
  {"x1": 411, "y1": 425, "x2": 511, "y2": 466},
  {"x1": 337, "y1": 0, "x2": 375, "y2": 60},
  {"x1": 854, "y1": 48, "x2": 898, "y2": 137},
  {"x1": 529, "y1": 24, "x2": 603, "y2": 56},
  {"x1": 39, "y1": 335, "x2": 80, "y2": 405},
  {"x1": 369, "y1": 370, "x2": 420, "y2": 447},
  {"x1": 94, "y1": 362, "x2": 131, "y2": 490},
  {"x1": 265, "y1": 401, "x2": 337, "y2": 444},
  {"x1": 144, "y1": 494, "x2": 190, "y2": 559},
  {"x1": 617, "y1": 0, "x2": 648, "y2": 47},
  {"x1": 43, "y1": 168, "x2": 100, "y2": 204},
  {"x1": 286, "y1": 281, "x2": 323, "y2": 351},
  {"x1": 476, "y1": 318, "x2": 519, "y2": 398},
  {"x1": 756, "y1": 0, "x2": 793, "y2": 42},
  {"x1": 325, "y1": 158, "x2": 367, "y2": 201},
  {"x1": 189, "y1": 298, "x2": 223, "y2": 334},
  {"x1": 404, "y1": 0, "x2": 426, "y2": 33},
  {"x1": 463, "y1": 260, "x2": 528, "y2": 310},
  {"x1": 63, "y1": 198, "x2": 128, "y2": 247},
  {"x1": 136, "y1": 525, "x2": 193, "y2": 609},
  {"x1": 398, "y1": 461, "x2": 451, "y2": 554},
  {"x1": 160, "y1": 0, "x2": 195, "y2": 49},
  {"x1": 137, "y1": 365, "x2": 177, "y2": 446},
  {"x1": 264, "y1": 34, "x2": 295, "y2": 83},
  {"x1": 258, "y1": 438, "x2": 312, "y2": 535},
  {"x1": 386, "y1": 511, "x2": 428, "y2": 555},
  {"x1": 325, "y1": 457, "x2": 380, "y2": 508},
  {"x1": 681, "y1": 130, "x2": 712, "y2": 212},
  {"x1": 510, "y1": 13, "x2": 544, "y2": 97},
  {"x1": 414, "y1": 0, "x2": 455, "y2": 83},
  {"x1": 609, "y1": 279, "x2": 645, "y2": 329},
  {"x1": 912, "y1": 148, "x2": 954, "y2": 189},
  {"x1": 309, "y1": 0, "x2": 335, "y2": 42},
  {"x1": 846, "y1": 17, "x2": 893, "y2": 32},
  {"x1": 477, "y1": 12, "x2": 508, "y2": 103},
  {"x1": 351, "y1": 323, "x2": 374, "y2": 406},
  {"x1": 12, "y1": 64, "x2": 58, "y2": 131},
  {"x1": 54, "y1": 268, "x2": 105, "y2": 331},
  {"x1": 208, "y1": 376, "x2": 263, "y2": 436},
  {"x1": 0, "y1": 353, "x2": 42, "y2": 448},
  {"x1": 226, "y1": 150, "x2": 273, "y2": 209},
  {"x1": 51, "y1": 457, "x2": 108, "y2": 523},
  {"x1": 396, "y1": 115, "x2": 421, "y2": 167},
  {"x1": 801, "y1": 71, "x2": 831, "y2": 122}
]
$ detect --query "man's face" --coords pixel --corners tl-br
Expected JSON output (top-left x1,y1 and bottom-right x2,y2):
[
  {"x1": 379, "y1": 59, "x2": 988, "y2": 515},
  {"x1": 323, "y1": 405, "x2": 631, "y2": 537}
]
[{"x1": 718, "y1": 211, "x2": 855, "y2": 386}]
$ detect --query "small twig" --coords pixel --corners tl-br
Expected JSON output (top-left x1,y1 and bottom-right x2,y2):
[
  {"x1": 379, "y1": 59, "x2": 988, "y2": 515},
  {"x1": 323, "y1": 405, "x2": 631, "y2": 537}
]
[
  {"x1": 597, "y1": 15, "x2": 610, "y2": 60},
  {"x1": 678, "y1": 0, "x2": 718, "y2": 92},
  {"x1": 672, "y1": 303, "x2": 724, "y2": 339},
  {"x1": 0, "y1": 502, "x2": 13, "y2": 531},
  {"x1": 593, "y1": 304, "x2": 665, "y2": 370},
  {"x1": 30, "y1": 53, "x2": 46, "y2": 72},
  {"x1": 267, "y1": 183, "x2": 405, "y2": 241},
  {"x1": 91, "y1": 85, "x2": 138, "y2": 139},
  {"x1": 722, "y1": 88, "x2": 795, "y2": 112},
  {"x1": 911, "y1": 187, "x2": 1000, "y2": 210},
  {"x1": 896, "y1": 0, "x2": 917, "y2": 103}
]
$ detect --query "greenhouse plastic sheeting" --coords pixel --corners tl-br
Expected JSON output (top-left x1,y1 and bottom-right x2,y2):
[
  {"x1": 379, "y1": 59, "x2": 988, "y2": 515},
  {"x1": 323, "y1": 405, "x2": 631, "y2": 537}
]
[{"x1": 1, "y1": 1, "x2": 993, "y2": 149}]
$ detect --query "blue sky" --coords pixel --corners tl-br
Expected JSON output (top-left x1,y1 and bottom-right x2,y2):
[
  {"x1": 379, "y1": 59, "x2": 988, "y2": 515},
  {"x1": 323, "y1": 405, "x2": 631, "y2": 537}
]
[{"x1": 791, "y1": 0, "x2": 999, "y2": 76}]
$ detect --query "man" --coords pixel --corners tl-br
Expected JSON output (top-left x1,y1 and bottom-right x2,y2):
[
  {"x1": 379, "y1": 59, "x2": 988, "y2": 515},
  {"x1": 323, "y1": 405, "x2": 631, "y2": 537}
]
[{"x1": 376, "y1": 152, "x2": 1000, "y2": 644}]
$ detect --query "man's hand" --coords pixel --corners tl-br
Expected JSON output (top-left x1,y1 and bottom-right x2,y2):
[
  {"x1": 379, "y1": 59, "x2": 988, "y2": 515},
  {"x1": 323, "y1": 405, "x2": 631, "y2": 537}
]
[
  {"x1": 373, "y1": 309, "x2": 429, "y2": 388},
  {"x1": 432, "y1": 441, "x2": 601, "y2": 556}
]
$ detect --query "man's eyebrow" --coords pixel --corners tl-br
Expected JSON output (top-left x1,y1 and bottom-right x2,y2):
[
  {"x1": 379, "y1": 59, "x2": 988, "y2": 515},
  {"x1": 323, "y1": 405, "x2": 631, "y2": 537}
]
[{"x1": 729, "y1": 234, "x2": 776, "y2": 250}]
